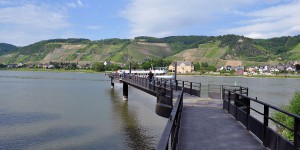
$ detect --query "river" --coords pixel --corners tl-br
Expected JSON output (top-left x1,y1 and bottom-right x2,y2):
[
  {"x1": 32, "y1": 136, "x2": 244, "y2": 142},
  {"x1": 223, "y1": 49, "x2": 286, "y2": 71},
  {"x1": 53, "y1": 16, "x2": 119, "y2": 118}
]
[
  {"x1": 0, "y1": 71, "x2": 166, "y2": 149},
  {"x1": 0, "y1": 71, "x2": 299, "y2": 149}
]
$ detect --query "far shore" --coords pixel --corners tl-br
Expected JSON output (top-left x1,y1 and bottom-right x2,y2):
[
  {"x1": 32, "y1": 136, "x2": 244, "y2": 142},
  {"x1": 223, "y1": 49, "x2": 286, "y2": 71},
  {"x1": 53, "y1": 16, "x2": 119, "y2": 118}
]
[
  {"x1": 174, "y1": 72, "x2": 300, "y2": 79},
  {"x1": 0, "y1": 68, "x2": 100, "y2": 74},
  {"x1": 1, "y1": 69, "x2": 300, "y2": 79}
]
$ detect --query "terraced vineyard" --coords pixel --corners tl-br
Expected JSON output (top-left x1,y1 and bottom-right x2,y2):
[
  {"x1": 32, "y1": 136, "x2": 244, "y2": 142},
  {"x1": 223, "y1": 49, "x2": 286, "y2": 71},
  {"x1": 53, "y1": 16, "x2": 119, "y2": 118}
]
[{"x1": 166, "y1": 42, "x2": 228, "y2": 65}]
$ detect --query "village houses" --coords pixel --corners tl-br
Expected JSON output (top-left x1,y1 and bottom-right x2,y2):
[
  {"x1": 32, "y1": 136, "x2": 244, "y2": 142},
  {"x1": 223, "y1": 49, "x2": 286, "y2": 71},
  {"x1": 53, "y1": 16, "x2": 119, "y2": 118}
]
[{"x1": 168, "y1": 61, "x2": 194, "y2": 73}]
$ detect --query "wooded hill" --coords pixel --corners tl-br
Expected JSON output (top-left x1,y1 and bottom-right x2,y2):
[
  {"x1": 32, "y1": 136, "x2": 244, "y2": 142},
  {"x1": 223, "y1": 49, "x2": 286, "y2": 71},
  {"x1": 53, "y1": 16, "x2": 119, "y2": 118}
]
[
  {"x1": 1, "y1": 35, "x2": 300, "y2": 66},
  {"x1": 0, "y1": 43, "x2": 18, "y2": 55}
]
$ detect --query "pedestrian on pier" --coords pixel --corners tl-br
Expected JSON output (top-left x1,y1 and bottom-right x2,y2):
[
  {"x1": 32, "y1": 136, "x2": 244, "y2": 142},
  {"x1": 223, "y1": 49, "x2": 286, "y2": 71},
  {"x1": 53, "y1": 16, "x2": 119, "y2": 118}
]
[{"x1": 148, "y1": 71, "x2": 154, "y2": 83}]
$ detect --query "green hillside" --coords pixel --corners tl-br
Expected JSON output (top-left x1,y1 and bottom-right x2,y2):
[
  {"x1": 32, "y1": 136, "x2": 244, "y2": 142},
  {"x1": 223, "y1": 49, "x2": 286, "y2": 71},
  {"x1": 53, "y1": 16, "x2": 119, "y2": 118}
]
[
  {"x1": 165, "y1": 41, "x2": 227, "y2": 65},
  {"x1": 291, "y1": 43, "x2": 300, "y2": 52},
  {"x1": 0, "y1": 43, "x2": 17, "y2": 55},
  {"x1": 1, "y1": 35, "x2": 300, "y2": 65},
  {"x1": 126, "y1": 42, "x2": 172, "y2": 61}
]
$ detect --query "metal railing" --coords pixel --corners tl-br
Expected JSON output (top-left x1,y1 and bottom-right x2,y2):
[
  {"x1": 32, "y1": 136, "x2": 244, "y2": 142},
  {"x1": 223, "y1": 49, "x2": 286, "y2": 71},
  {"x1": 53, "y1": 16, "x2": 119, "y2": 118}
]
[
  {"x1": 223, "y1": 88, "x2": 300, "y2": 150},
  {"x1": 157, "y1": 90, "x2": 184, "y2": 150},
  {"x1": 208, "y1": 84, "x2": 248, "y2": 99},
  {"x1": 175, "y1": 80, "x2": 201, "y2": 97},
  {"x1": 121, "y1": 75, "x2": 174, "y2": 106}
]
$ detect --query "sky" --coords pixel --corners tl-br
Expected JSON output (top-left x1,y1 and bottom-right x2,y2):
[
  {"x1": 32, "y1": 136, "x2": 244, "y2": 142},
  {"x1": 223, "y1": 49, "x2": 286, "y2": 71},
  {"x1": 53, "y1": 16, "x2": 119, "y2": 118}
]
[{"x1": 0, "y1": 0, "x2": 300, "y2": 46}]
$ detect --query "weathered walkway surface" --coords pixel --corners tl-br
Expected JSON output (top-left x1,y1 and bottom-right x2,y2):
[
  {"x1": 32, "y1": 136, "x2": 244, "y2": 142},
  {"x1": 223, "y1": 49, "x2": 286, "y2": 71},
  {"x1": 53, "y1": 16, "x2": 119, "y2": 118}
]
[{"x1": 176, "y1": 95, "x2": 266, "y2": 150}]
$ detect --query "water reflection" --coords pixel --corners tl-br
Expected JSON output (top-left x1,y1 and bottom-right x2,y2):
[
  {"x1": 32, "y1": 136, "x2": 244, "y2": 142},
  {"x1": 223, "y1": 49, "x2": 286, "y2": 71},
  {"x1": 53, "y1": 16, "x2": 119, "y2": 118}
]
[
  {"x1": 0, "y1": 126, "x2": 91, "y2": 149},
  {"x1": 109, "y1": 89, "x2": 155, "y2": 149},
  {"x1": 0, "y1": 74, "x2": 109, "y2": 82},
  {"x1": 0, "y1": 110, "x2": 59, "y2": 126}
]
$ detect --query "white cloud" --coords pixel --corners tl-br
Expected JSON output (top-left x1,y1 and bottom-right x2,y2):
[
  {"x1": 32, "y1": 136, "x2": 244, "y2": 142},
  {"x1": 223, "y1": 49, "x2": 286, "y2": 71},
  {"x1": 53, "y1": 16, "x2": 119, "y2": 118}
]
[
  {"x1": 123, "y1": 0, "x2": 300, "y2": 39},
  {"x1": 0, "y1": 4, "x2": 70, "y2": 29},
  {"x1": 0, "y1": 0, "x2": 13, "y2": 5},
  {"x1": 122, "y1": 0, "x2": 261, "y2": 38},
  {"x1": 223, "y1": 0, "x2": 300, "y2": 38},
  {"x1": 87, "y1": 25, "x2": 102, "y2": 30},
  {"x1": 67, "y1": 0, "x2": 84, "y2": 8},
  {"x1": 0, "y1": 2, "x2": 72, "y2": 46}
]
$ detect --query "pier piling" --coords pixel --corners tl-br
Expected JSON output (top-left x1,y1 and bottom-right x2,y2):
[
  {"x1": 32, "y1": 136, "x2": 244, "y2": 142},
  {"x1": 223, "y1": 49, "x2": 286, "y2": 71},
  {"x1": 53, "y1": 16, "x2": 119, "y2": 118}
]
[{"x1": 123, "y1": 82, "x2": 128, "y2": 101}]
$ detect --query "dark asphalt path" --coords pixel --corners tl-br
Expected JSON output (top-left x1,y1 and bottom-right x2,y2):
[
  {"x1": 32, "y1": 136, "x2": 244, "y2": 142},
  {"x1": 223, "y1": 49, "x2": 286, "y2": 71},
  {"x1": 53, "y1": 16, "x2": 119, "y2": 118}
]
[{"x1": 176, "y1": 98, "x2": 266, "y2": 150}]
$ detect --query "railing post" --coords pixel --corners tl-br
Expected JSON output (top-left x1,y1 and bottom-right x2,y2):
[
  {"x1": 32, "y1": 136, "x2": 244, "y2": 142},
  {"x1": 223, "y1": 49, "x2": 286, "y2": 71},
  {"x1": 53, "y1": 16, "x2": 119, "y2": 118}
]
[
  {"x1": 245, "y1": 97, "x2": 251, "y2": 130},
  {"x1": 147, "y1": 78, "x2": 149, "y2": 88},
  {"x1": 208, "y1": 84, "x2": 210, "y2": 97},
  {"x1": 182, "y1": 81, "x2": 185, "y2": 93},
  {"x1": 171, "y1": 88, "x2": 173, "y2": 107},
  {"x1": 294, "y1": 118, "x2": 300, "y2": 149},
  {"x1": 240, "y1": 87, "x2": 242, "y2": 94},
  {"x1": 235, "y1": 93, "x2": 238, "y2": 120},
  {"x1": 221, "y1": 85, "x2": 224, "y2": 100},
  {"x1": 175, "y1": 80, "x2": 178, "y2": 91},
  {"x1": 199, "y1": 83, "x2": 201, "y2": 97},
  {"x1": 263, "y1": 105, "x2": 269, "y2": 147},
  {"x1": 153, "y1": 79, "x2": 155, "y2": 91},
  {"x1": 228, "y1": 91, "x2": 231, "y2": 113},
  {"x1": 190, "y1": 82, "x2": 192, "y2": 95},
  {"x1": 164, "y1": 80, "x2": 167, "y2": 93}
]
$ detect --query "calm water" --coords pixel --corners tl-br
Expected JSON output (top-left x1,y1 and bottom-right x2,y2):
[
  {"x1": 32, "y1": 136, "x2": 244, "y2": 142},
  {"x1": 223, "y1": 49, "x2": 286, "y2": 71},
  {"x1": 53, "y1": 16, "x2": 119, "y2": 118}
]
[
  {"x1": 0, "y1": 71, "x2": 166, "y2": 149},
  {"x1": 1, "y1": 71, "x2": 300, "y2": 149}
]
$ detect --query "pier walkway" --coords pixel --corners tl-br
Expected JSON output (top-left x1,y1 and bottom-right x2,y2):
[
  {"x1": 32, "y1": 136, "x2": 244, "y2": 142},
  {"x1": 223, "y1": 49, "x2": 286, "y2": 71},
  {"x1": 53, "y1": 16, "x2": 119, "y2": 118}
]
[
  {"x1": 109, "y1": 74, "x2": 299, "y2": 150},
  {"x1": 177, "y1": 95, "x2": 265, "y2": 149}
]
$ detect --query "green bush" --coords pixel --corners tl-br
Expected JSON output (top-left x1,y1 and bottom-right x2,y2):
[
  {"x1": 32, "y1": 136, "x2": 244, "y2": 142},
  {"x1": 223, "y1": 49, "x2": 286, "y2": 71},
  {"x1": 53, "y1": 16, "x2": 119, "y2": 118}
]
[
  {"x1": 273, "y1": 91, "x2": 300, "y2": 141},
  {"x1": 92, "y1": 62, "x2": 105, "y2": 72}
]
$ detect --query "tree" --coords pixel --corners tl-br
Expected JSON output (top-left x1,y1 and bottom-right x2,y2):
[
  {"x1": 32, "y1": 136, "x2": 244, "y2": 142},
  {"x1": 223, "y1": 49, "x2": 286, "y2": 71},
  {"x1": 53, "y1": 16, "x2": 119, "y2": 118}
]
[
  {"x1": 130, "y1": 61, "x2": 140, "y2": 70},
  {"x1": 141, "y1": 61, "x2": 152, "y2": 70},
  {"x1": 194, "y1": 62, "x2": 200, "y2": 71},
  {"x1": 105, "y1": 64, "x2": 120, "y2": 71},
  {"x1": 49, "y1": 61, "x2": 61, "y2": 69},
  {"x1": 273, "y1": 91, "x2": 300, "y2": 141},
  {"x1": 201, "y1": 62, "x2": 209, "y2": 68},
  {"x1": 92, "y1": 62, "x2": 105, "y2": 72},
  {"x1": 69, "y1": 63, "x2": 77, "y2": 70},
  {"x1": 0, "y1": 63, "x2": 6, "y2": 68}
]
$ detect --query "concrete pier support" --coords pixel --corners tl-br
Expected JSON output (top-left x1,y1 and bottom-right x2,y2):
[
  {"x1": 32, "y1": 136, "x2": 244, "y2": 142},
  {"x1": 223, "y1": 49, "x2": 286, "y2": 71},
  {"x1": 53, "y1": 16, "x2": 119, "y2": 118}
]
[
  {"x1": 111, "y1": 78, "x2": 114, "y2": 89},
  {"x1": 155, "y1": 89, "x2": 172, "y2": 118},
  {"x1": 123, "y1": 82, "x2": 128, "y2": 101}
]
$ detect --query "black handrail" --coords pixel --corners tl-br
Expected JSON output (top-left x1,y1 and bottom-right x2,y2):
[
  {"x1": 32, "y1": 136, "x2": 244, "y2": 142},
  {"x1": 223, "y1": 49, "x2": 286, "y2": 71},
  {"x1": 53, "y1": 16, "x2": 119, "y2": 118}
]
[
  {"x1": 223, "y1": 88, "x2": 300, "y2": 149},
  {"x1": 157, "y1": 90, "x2": 184, "y2": 150},
  {"x1": 120, "y1": 75, "x2": 174, "y2": 105},
  {"x1": 176, "y1": 79, "x2": 201, "y2": 97}
]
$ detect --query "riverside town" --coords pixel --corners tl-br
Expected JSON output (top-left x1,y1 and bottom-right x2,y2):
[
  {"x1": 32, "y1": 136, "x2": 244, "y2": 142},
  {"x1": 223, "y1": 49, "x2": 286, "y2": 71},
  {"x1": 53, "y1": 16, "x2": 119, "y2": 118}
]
[{"x1": 2, "y1": 60, "x2": 300, "y2": 76}]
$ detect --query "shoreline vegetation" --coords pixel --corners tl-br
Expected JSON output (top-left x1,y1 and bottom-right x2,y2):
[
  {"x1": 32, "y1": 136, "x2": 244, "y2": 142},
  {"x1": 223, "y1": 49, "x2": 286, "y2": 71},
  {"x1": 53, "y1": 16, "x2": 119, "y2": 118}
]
[
  {"x1": 174, "y1": 72, "x2": 300, "y2": 79},
  {"x1": 0, "y1": 68, "x2": 99, "y2": 73},
  {"x1": 1, "y1": 68, "x2": 300, "y2": 79}
]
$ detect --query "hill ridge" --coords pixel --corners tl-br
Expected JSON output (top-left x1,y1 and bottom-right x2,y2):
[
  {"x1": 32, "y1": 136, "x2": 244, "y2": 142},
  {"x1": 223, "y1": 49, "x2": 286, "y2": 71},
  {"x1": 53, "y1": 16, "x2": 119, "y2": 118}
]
[{"x1": 1, "y1": 35, "x2": 300, "y2": 66}]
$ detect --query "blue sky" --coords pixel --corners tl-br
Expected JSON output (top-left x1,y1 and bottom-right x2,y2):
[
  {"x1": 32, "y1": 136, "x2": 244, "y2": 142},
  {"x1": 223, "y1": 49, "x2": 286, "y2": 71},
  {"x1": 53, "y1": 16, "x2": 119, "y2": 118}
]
[{"x1": 1, "y1": 0, "x2": 300, "y2": 46}]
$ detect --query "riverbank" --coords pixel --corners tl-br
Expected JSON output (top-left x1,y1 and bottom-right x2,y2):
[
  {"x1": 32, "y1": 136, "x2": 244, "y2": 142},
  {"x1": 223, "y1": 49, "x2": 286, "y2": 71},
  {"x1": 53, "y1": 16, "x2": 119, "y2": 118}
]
[
  {"x1": 2, "y1": 68, "x2": 300, "y2": 79},
  {"x1": 0, "y1": 68, "x2": 101, "y2": 73},
  {"x1": 173, "y1": 72, "x2": 300, "y2": 79}
]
